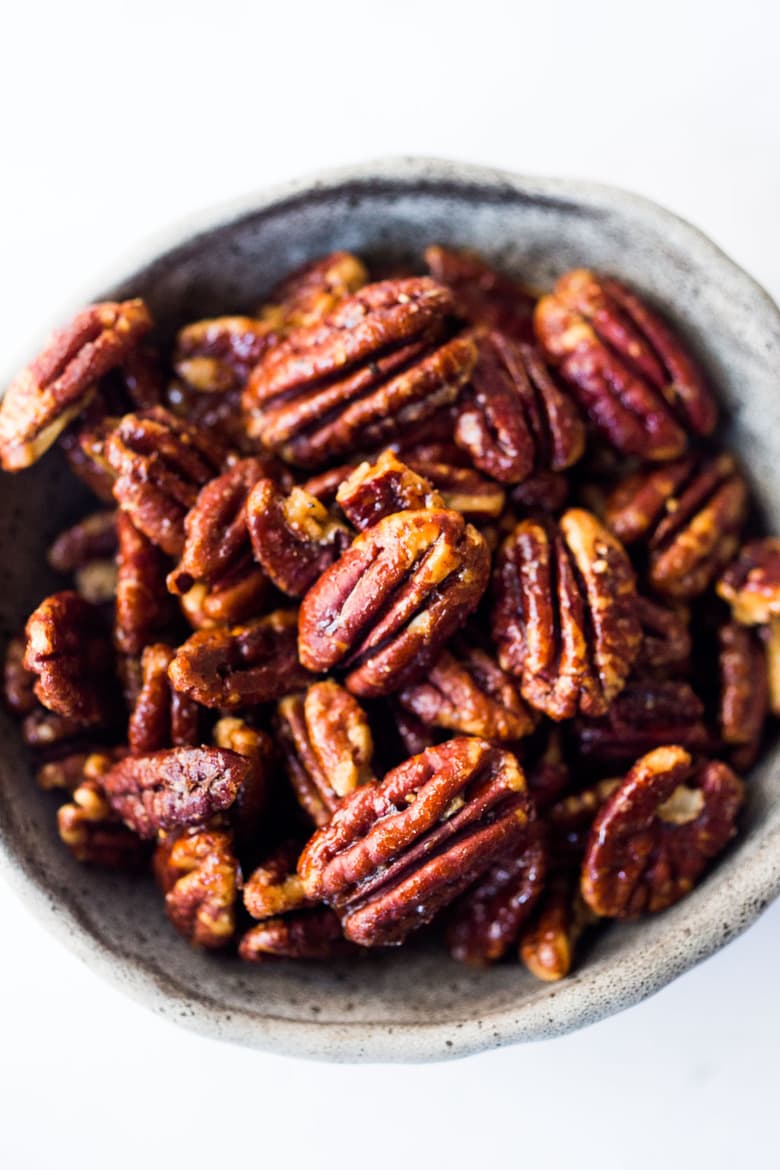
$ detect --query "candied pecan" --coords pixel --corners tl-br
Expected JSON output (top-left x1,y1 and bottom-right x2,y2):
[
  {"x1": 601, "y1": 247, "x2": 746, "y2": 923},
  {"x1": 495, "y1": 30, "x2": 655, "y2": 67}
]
[
  {"x1": 509, "y1": 469, "x2": 569, "y2": 514},
  {"x1": 606, "y1": 455, "x2": 747, "y2": 600},
  {"x1": 243, "y1": 840, "x2": 309, "y2": 920},
  {"x1": 24, "y1": 592, "x2": 115, "y2": 725},
  {"x1": 535, "y1": 269, "x2": 716, "y2": 459},
  {"x1": 48, "y1": 510, "x2": 117, "y2": 573},
  {"x1": 447, "y1": 824, "x2": 547, "y2": 965},
  {"x1": 519, "y1": 874, "x2": 595, "y2": 982},
  {"x1": 492, "y1": 509, "x2": 641, "y2": 719},
  {"x1": 258, "y1": 251, "x2": 368, "y2": 326},
  {"x1": 717, "y1": 538, "x2": 780, "y2": 625},
  {"x1": 574, "y1": 679, "x2": 709, "y2": 766},
  {"x1": 524, "y1": 726, "x2": 572, "y2": 810},
  {"x1": 549, "y1": 777, "x2": 622, "y2": 861},
  {"x1": 128, "y1": 643, "x2": 201, "y2": 755},
  {"x1": 0, "y1": 299, "x2": 152, "y2": 471},
  {"x1": 174, "y1": 317, "x2": 280, "y2": 394},
  {"x1": 635, "y1": 595, "x2": 691, "y2": 676},
  {"x1": 276, "y1": 682, "x2": 374, "y2": 826},
  {"x1": 213, "y1": 716, "x2": 273, "y2": 847},
  {"x1": 114, "y1": 512, "x2": 175, "y2": 692},
  {"x1": 719, "y1": 622, "x2": 768, "y2": 770},
  {"x1": 391, "y1": 707, "x2": 437, "y2": 759},
  {"x1": 164, "y1": 381, "x2": 256, "y2": 454},
  {"x1": 238, "y1": 908, "x2": 353, "y2": 961},
  {"x1": 763, "y1": 619, "x2": 780, "y2": 717},
  {"x1": 177, "y1": 572, "x2": 269, "y2": 630},
  {"x1": 168, "y1": 610, "x2": 312, "y2": 709},
  {"x1": 298, "y1": 508, "x2": 490, "y2": 698},
  {"x1": 60, "y1": 406, "x2": 120, "y2": 502},
  {"x1": 424, "y1": 245, "x2": 535, "y2": 341},
  {"x1": 154, "y1": 826, "x2": 240, "y2": 948},
  {"x1": 454, "y1": 333, "x2": 585, "y2": 486},
  {"x1": 397, "y1": 639, "x2": 536, "y2": 742},
  {"x1": 243, "y1": 277, "x2": 477, "y2": 468},
  {"x1": 246, "y1": 480, "x2": 350, "y2": 598},
  {"x1": 102, "y1": 746, "x2": 249, "y2": 838},
  {"x1": 581, "y1": 746, "x2": 743, "y2": 917},
  {"x1": 404, "y1": 457, "x2": 506, "y2": 523},
  {"x1": 37, "y1": 750, "x2": 95, "y2": 792},
  {"x1": 56, "y1": 751, "x2": 147, "y2": 869},
  {"x1": 298, "y1": 737, "x2": 532, "y2": 947},
  {"x1": 22, "y1": 707, "x2": 86, "y2": 752},
  {"x1": 335, "y1": 452, "x2": 444, "y2": 531},
  {"x1": 3, "y1": 634, "x2": 36, "y2": 716},
  {"x1": 105, "y1": 407, "x2": 226, "y2": 556}
]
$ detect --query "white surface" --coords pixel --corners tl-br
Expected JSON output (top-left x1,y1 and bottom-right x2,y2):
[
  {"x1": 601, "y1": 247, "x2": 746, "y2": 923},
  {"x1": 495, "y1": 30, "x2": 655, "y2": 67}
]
[{"x1": 2, "y1": 2, "x2": 779, "y2": 1166}]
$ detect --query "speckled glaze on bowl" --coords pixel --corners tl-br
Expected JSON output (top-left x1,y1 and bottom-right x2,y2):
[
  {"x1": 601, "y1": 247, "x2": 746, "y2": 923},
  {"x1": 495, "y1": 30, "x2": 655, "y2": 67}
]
[{"x1": 2, "y1": 158, "x2": 780, "y2": 1063}]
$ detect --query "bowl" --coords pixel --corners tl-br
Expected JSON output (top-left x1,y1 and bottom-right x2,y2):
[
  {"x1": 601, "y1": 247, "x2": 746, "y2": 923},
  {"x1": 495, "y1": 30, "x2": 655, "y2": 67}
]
[{"x1": 2, "y1": 158, "x2": 780, "y2": 1063}]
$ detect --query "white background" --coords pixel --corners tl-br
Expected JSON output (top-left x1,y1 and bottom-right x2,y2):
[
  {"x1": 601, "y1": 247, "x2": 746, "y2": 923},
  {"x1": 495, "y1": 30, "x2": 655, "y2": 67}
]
[{"x1": 1, "y1": 2, "x2": 779, "y2": 1166}]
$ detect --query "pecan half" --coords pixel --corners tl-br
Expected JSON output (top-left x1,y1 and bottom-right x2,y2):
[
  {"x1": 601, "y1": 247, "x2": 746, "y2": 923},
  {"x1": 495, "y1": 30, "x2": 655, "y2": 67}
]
[
  {"x1": 424, "y1": 245, "x2": 535, "y2": 341},
  {"x1": 335, "y1": 452, "x2": 444, "y2": 531},
  {"x1": 258, "y1": 251, "x2": 368, "y2": 327},
  {"x1": 213, "y1": 716, "x2": 274, "y2": 848},
  {"x1": 581, "y1": 746, "x2": 743, "y2": 917},
  {"x1": 174, "y1": 317, "x2": 280, "y2": 394},
  {"x1": 238, "y1": 908, "x2": 352, "y2": 961},
  {"x1": 128, "y1": 643, "x2": 201, "y2": 754},
  {"x1": 0, "y1": 299, "x2": 152, "y2": 470},
  {"x1": 168, "y1": 610, "x2": 312, "y2": 709},
  {"x1": 574, "y1": 679, "x2": 709, "y2": 766},
  {"x1": 535, "y1": 270, "x2": 716, "y2": 459},
  {"x1": 56, "y1": 751, "x2": 148, "y2": 869},
  {"x1": 298, "y1": 508, "x2": 490, "y2": 697},
  {"x1": 114, "y1": 513, "x2": 175, "y2": 699},
  {"x1": 246, "y1": 480, "x2": 350, "y2": 597},
  {"x1": 719, "y1": 622, "x2": 768, "y2": 770},
  {"x1": 492, "y1": 509, "x2": 641, "y2": 719},
  {"x1": 60, "y1": 405, "x2": 120, "y2": 502},
  {"x1": 105, "y1": 407, "x2": 226, "y2": 556},
  {"x1": 454, "y1": 333, "x2": 585, "y2": 485},
  {"x1": 519, "y1": 873, "x2": 595, "y2": 982},
  {"x1": 404, "y1": 457, "x2": 506, "y2": 523},
  {"x1": 717, "y1": 538, "x2": 780, "y2": 625},
  {"x1": 102, "y1": 746, "x2": 249, "y2": 838},
  {"x1": 164, "y1": 381, "x2": 255, "y2": 454},
  {"x1": 605, "y1": 454, "x2": 747, "y2": 600},
  {"x1": 243, "y1": 840, "x2": 310, "y2": 920},
  {"x1": 549, "y1": 778, "x2": 622, "y2": 863},
  {"x1": 3, "y1": 634, "x2": 37, "y2": 716},
  {"x1": 243, "y1": 277, "x2": 476, "y2": 467},
  {"x1": 298, "y1": 737, "x2": 532, "y2": 946},
  {"x1": 154, "y1": 826, "x2": 240, "y2": 948},
  {"x1": 24, "y1": 592, "x2": 115, "y2": 725}
]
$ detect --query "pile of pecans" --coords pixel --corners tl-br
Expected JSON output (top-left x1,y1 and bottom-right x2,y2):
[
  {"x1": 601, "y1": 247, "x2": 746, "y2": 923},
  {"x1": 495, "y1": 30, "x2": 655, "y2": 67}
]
[{"x1": 2, "y1": 246, "x2": 777, "y2": 980}]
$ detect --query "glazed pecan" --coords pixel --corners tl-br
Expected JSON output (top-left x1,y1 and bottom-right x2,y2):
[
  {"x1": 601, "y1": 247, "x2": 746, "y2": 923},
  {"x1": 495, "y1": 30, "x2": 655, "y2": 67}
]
[
  {"x1": 128, "y1": 643, "x2": 201, "y2": 755},
  {"x1": 510, "y1": 470, "x2": 569, "y2": 514},
  {"x1": 114, "y1": 513, "x2": 175, "y2": 699},
  {"x1": 243, "y1": 840, "x2": 309, "y2": 920},
  {"x1": 404, "y1": 457, "x2": 506, "y2": 523},
  {"x1": 56, "y1": 751, "x2": 147, "y2": 869},
  {"x1": 3, "y1": 634, "x2": 36, "y2": 716},
  {"x1": 21, "y1": 707, "x2": 86, "y2": 752},
  {"x1": 581, "y1": 746, "x2": 743, "y2": 917},
  {"x1": 574, "y1": 679, "x2": 709, "y2": 766},
  {"x1": 718, "y1": 538, "x2": 780, "y2": 625},
  {"x1": 164, "y1": 381, "x2": 255, "y2": 454},
  {"x1": 454, "y1": 333, "x2": 585, "y2": 485},
  {"x1": 524, "y1": 726, "x2": 572, "y2": 810},
  {"x1": 243, "y1": 277, "x2": 477, "y2": 467},
  {"x1": 154, "y1": 826, "x2": 240, "y2": 948},
  {"x1": 763, "y1": 620, "x2": 780, "y2": 717},
  {"x1": 298, "y1": 508, "x2": 490, "y2": 697},
  {"x1": 0, "y1": 300, "x2": 152, "y2": 471},
  {"x1": 213, "y1": 716, "x2": 274, "y2": 847},
  {"x1": 48, "y1": 510, "x2": 117, "y2": 573},
  {"x1": 424, "y1": 245, "x2": 535, "y2": 341},
  {"x1": 606, "y1": 455, "x2": 748, "y2": 600},
  {"x1": 519, "y1": 874, "x2": 595, "y2": 982},
  {"x1": 335, "y1": 452, "x2": 444, "y2": 531},
  {"x1": 276, "y1": 681, "x2": 374, "y2": 826},
  {"x1": 549, "y1": 778, "x2": 622, "y2": 863},
  {"x1": 105, "y1": 407, "x2": 226, "y2": 556},
  {"x1": 492, "y1": 509, "x2": 641, "y2": 719},
  {"x1": 168, "y1": 610, "x2": 312, "y2": 709},
  {"x1": 174, "y1": 317, "x2": 280, "y2": 394},
  {"x1": 298, "y1": 737, "x2": 532, "y2": 946},
  {"x1": 258, "y1": 251, "x2": 368, "y2": 327},
  {"x1": 535, "y1": 269, "x2": 716, "y2": 459},
  {"x1": 246, "y1": 479, "x2": 350, "y2": 597},
  {"x1": 37, "y1": 750, "x2": 95, "y2": 792},
  {"x1": 103, "y1": 746, "x2": 250, "y2": 838},
  {"x1": 60, "y1": 406, "x2": 120, "y2": 503},
  {"x1": 635, "y1": 595, "x2": 691, "y2": 676},
  {"x1": 447, "y1": 824, "x2": 547, "y2": 965},
  {"x1": 397, "y1": 638, "x2": 536, "y2": 742},
  {"x1": 390, "y1": 707, "x2": 437, "y2": 759},
  {"x1": 238, "y1": 908, "x2": 352, "y2": 961},
  {"x1": 719, "y1": 622, "x2": 768, "y2": 770},
  {"x1": 24, "y1": 592, "x2": 115, "y2": 725}
]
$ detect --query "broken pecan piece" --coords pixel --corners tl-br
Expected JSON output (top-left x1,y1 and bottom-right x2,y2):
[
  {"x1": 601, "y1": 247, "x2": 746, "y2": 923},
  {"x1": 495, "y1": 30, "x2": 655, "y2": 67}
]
[
  {"x1": 519, "y1": 873, "x2": 595, "y2": 982},
  {"x1": 168, "y1": 610, "x2": 312, "y2": 709},
  {"x1": 213, "y1": 716, "x2": 274, "y2": 848},
  {"x1": 717, "y1": 538, "x2": 780, "y2": 625},
  {"x1": 424, "y1": 245, "x2": 535, "y2": 341},
  {"x1": 128, "y1": 643, "x2": 201, "y2": 755},
  {"x1": 298, "y1": 507, "x2": 490, "y2": 698},
  {"x1": 3, "y1": 634, "x2": 37, "y2": 716},
  {"x1": 243, "y1": 840, "x2": 310, "y2": 920},
  {"x1": 246, "y1": 479, "x2": 350, "y2": 598},
  {"x1": 581, "y1": 746, "x2": 743, "y2": 917},
  {"x1": 57, "y1": 751, "x2": 148, "y2": 869},
  {"x1": 154, "y1": 826, "x2": 240, "y2": 948},
  {"x1": 335, "y1": 452, "x2": 444, "y2": 531},
  {"x1": 492, "y1": 508, "x2": 641, "y2": 719},
  {"x1": 24, "y1": 591, "x2": 115, "y2": 725},
  {"x1": 719, "y1": 622, "x2": 768, "y2": 770},
  {"x1": 606, "y1": 454, "x2": 747, "y2": 600},
  {"x1": 535, "y1": 269, "x2": 716, "y2": 459},
  {"x1": 238, "y1": 908, "x2": 352, "y2": 961},
  {"x1": 0, "y1": 299, "x2": 152, "y2": 470},
  {"x1": 103, "y1": 746, "x2": 249, "y2": 838},
  {"x1": 114, "y1": 512, "x2": 175, "y2": 700},
  {"x1": 298, "y1": 737, "x2": 533, "y2": 946}
]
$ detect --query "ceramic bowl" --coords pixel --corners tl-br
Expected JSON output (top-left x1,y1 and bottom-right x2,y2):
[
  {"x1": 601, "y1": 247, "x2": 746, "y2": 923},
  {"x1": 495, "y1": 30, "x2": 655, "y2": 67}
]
[{"x1": 2, "y1": 158, "x2": 780, "y2": 1063}]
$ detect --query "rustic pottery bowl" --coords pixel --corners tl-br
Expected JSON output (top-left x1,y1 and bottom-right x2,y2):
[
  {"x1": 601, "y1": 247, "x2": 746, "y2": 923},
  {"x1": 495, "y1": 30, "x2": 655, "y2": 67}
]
[{"x1": 2, "y1": 158, "x2": 780, "y2": 1063}]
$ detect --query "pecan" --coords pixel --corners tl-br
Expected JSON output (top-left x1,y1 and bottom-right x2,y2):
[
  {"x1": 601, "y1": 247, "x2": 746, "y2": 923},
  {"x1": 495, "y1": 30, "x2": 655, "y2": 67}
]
[
  {"x1": 404, "y1": 457, "x2": 506, "y2": 523},
  {"x1": 174, "y1": 317, "x2": 280, "y2": 394},
  {"x1": 22, "y1": 707, "x2": 86, "y2": 752},
  {"x1": 510, "y1": 470, "x2": 569, "y2": 514},
  {"x1": 105, "y1": 407, "x2": 226, "y2": 556},
  {"x1": 243, "y1": 840, "x2": 310, "y2": 920},
  {"x1": 335, "y1": 452, "x2": 444, "y2": 531},
  {"x1": 390, "y1": 707, "x2": 438, "y2": 759},
  {"x1": 397, "y1": 638, "x2": 536, "y2": 742},
  {"x1": 102, "y1": 746, "x2": 250, "y2": 839},
  {"x1": 60, "y1": 406, "x2": 119, "y2": 502},
  {"x1": 114, "y1": 513, "x2": 175, "y2": 697},
  {"x1": 447, "y1": 824, "x2": 547, "y2": 965},
  {"x1": 246, "y1": 479, "x2": 350, "y2": 598},
  {"x1": 242, "y1": 277, "x2": 477, "y2": 468},
  {"x1": 454, "y1": 333, "x2": 585, "y2": 485},
  {"x1": 549, "y1": 778, "x2": 622, "y2": 863},
  {"x1": 535, "y1": 269, "x2": 716, "y2": 459},
  {"x1": 37, "y1": 750, "x2": 95, "y2": 792},
  {"x1": 56, "y1": 751, "x2": 148, "y2": 869},
  {"x1": 48, "y1": 510, "x2": 117, "y2": 573},
  {"x1": 177, "y1": 572, "x2": 270, "y2": 631},
  {"x1": 719, "y1": 622, "x2": 768, "y2": 770},
  {"x1": 763, "y1": 619, "x2": 780, "y2": 717},
  {"x1": 298, "y1": 737, "x2": 532, "y2": 946},
  {"x1": 168, "y1": 610, "x2": 312, "y2": 709},
  {"x1": 258, "y1": 251, "x2": 368, "y2": 327},
  {"x1": 581, "y1": 746, "x2": 743, "y2": 917},
  {"x1": 524, "y1": 726, "x2": 572, "y2": 810},
  {"x1": 276, "y1": 682, "x2": 374, "y2": 826},
  {"x1": 154, "y1": 826, "x2": 240, "y2": 948},
  {"x1": 3, "y1": 634, "x2": 37, "y2": 716},
  {"x1": 519, "y1": 873, "x2": 595, "y2": 982},
  {"x1": 238, "y1": 908, "x2": 352, "y2": 961},
  {"x1": 492, "y1": 509, "x2": 641, "y2": 719},
  {"x1": 0, "y1": 299, "x2": 152, "y2": 471},
  {"x1": 424, "y1": 245, "x2": 535, "y2": 341},
  {"x1": 717, "y1": 538, "x2": 780, "y2": 625},
  {"x1": 24, "y1": 592, "x2": 115, "y2": 725},
  {"x1": 635, "y1": 595, "x2": 691, "y2": 676},
  {"x1": 574, "y1": 679, "x2": 709, "y2": 766},
  {"x1": 298, "y1": 508, "x2": 490, "y2": 698},
  {"x1": 128, "y1": 643, "x2": 201, "y2": 755},
  {"x1": 213, "y1": 716, "x2": 274, "y2": 847},
  {"x1": 165, "y1": 381, "x2": 255, "y2": 454}
]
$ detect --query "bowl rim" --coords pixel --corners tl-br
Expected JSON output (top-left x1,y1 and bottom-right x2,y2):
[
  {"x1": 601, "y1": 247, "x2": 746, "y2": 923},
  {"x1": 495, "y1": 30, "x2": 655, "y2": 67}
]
[{"x1": 2, "y1": 156, "x2": 780, "y2": 1063}]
